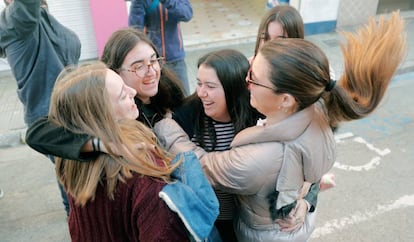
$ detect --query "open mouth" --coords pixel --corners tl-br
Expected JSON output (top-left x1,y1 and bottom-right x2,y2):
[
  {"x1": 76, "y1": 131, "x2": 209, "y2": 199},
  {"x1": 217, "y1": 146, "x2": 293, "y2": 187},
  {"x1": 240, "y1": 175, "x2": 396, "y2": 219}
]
[{"x1": 202, "y1": 100, "x2": 214, "y2": 108}]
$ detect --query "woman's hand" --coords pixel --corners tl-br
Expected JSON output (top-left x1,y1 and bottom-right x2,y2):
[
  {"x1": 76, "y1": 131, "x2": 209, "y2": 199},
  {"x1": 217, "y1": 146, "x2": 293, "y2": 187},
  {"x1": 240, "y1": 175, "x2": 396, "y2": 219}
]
[
  {"x1": 276, "y1": 199, "x2": 308, "y2": 232},
  {"x1": 89, "y1": 138, "x2": 155, "y2": 157}
]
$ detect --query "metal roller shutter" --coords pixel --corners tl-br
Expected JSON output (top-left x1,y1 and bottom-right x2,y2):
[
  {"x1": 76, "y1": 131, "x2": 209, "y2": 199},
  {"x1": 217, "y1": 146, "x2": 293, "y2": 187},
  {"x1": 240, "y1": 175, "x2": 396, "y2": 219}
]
[
  {"x1": 0, "y1": 1, "x2": 98, "y2": 71},
  {"x1": 48, "y1": 0, "x2": 98, "y2": 61}
]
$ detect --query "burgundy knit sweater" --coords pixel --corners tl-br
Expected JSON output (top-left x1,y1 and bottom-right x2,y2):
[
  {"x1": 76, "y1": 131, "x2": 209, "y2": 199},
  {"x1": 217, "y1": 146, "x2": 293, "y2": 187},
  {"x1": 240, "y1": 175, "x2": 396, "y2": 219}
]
[{"x1": 67, "y1": 174, "x2": 189, "y2": 242}]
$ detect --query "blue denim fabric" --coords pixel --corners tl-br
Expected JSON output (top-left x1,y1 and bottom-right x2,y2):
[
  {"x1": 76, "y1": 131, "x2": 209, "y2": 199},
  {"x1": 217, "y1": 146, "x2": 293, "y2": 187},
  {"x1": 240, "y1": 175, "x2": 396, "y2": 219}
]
[
  {"x1": 47, "y1": 155, "x2": 69, "y2": 216},
  {"x1": 159, "y1": 151, "x2": 220, "y2": 241},
  {"x1": 165, "y1": 59, "x2": 190, "y2": 95}
]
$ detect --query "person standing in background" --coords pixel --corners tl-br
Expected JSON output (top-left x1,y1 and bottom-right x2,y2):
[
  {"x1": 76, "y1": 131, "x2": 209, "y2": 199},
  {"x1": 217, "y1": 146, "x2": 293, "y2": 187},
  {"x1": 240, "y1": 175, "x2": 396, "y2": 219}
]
[
  {"x1": 129, "y1": 0, "x2": 193, "y2": 95},
  {"x1": 0, "y1": 0, "x2": 81, "y2": 216},
  {"x1": 266, "y1": 0, "x2": 290, "y2": 10}
]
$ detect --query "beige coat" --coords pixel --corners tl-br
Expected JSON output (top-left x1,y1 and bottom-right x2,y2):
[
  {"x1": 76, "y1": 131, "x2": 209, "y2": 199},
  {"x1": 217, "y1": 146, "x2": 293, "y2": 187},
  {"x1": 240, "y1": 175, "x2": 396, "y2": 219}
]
[{"x1": 154, "y1": 103, "x2": 336, "y2": 242}]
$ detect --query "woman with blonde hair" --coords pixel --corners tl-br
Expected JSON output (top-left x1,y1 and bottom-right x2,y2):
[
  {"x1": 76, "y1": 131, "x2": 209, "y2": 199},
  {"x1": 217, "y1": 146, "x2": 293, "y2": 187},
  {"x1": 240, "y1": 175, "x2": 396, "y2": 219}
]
[
  {"x1": 27, "y1": 28, "x2": 185, "y2": 161},
  {"x1": 45, "y1": 61, "x2": 219, "y2": 242},
  {"x1": 154, "y1": 12, "x2": 407, "y2": 241}
]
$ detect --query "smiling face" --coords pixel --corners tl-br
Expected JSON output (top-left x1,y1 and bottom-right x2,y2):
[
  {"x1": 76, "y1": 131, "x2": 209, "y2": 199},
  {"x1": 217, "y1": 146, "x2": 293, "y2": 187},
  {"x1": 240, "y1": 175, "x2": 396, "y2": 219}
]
[
  {"x1": 196, "y1": 64, "x2": 230, "y2": 122},
  {"x1": 118, "y1": 42, "x2": 160, "y2": 104},
  {"x1": 106, "y1": 69, "x2": 139, "y2": 120}
]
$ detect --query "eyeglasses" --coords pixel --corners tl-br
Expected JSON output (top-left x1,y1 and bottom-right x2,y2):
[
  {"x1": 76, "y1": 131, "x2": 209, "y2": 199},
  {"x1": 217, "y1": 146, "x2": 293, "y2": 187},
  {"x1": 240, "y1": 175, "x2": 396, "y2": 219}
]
[
  {"x1": 120, "y1": 57, "x2": 165, "y2": 77},
  {"x1": 246, "y1": 68, "x2": 277, "y2": 91}
]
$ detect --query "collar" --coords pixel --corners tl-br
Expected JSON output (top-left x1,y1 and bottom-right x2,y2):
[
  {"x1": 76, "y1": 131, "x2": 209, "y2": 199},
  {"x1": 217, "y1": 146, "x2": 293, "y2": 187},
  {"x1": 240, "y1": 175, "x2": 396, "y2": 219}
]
[{"x1": 232, "y1": 105, "x2": 315, "y2": 146}]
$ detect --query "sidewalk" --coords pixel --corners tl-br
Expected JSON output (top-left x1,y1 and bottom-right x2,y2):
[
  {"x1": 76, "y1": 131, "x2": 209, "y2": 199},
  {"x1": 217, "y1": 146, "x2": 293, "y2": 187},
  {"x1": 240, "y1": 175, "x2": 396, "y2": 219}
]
[
  {"x1": 0, "y1": 6, "x2": 413, "y2": 242},
  {"x1": 1, "y1": 10, "x2": 414, "y2": 147}
]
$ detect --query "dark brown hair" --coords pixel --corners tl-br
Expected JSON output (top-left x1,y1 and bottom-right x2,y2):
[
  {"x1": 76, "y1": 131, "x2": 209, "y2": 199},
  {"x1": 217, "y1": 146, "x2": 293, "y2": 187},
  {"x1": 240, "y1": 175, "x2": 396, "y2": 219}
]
[
  {"x1": 101, "y1": 27, "x2": 185, "y2": 124},
  {"x1": 259, "y1": 12, "x2": 406, "y2": 128}
]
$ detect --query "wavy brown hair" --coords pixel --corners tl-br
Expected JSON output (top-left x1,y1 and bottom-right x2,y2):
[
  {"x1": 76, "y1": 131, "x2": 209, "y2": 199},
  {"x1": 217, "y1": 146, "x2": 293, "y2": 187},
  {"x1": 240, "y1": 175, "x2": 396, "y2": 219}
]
[
  {"x1": 49, "y1": 61, "x2": 180, "y2": 206},
  {"x1": 259, "y1": 11, "x2": 406, "y2": 128}
]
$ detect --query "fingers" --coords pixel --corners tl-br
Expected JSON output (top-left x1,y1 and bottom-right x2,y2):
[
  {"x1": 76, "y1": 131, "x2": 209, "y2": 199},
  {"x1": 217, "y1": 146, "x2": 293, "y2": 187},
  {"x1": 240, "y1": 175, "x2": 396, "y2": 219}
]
[
  {"x1": 276, "y1": 215, "x2": 304, "y2": 232},
  {"x1": 276, "y1": 200, "x2": 308, "y2": 232},
  {"x1": 280, "y1": 214, "x2": 305, "y2": 232},
  {"x1": 280, "y1": 221, "x2": 302, "y2": 232},
  {"x1": 133, "y1": 142, "x2": 157, "y2": 153}
]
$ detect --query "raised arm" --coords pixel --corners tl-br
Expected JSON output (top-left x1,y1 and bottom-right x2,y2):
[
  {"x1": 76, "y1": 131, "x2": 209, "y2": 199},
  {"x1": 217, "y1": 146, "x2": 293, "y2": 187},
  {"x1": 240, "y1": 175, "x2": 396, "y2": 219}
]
[
  {"x1": 154, "y1": 118, "x2": 282, "y2": 195},
  {"x1": 4, "y1": 0, "x2": 40, "y2": 36}
]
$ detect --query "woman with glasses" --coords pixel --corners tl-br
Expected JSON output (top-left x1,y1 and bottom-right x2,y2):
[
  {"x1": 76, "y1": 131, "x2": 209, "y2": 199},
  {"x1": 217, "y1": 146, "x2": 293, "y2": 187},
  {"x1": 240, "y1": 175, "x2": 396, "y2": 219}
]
[
  {"x1": 173, "y1": 49, "x2": 319, "y2": 241},
  {"x1": 101, "y1": 27, "x2": 185, "y2": 128},
  {"x1": 26, "y1": 27, "x2": 185, "y2": 160},
  {"x1": 154, "y1": 12, "x2": 406, "y2": 241},
  {"x1": 255, "y1": 3, "x2": 336, "y2": 192}
]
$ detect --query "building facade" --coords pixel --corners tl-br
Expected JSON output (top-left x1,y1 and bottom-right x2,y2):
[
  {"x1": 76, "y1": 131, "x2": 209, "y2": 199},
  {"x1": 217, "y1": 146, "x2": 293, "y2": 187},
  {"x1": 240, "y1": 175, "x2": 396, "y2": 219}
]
[{"x1": 0, "y1": 0, "x2": 412, "y2": 71}]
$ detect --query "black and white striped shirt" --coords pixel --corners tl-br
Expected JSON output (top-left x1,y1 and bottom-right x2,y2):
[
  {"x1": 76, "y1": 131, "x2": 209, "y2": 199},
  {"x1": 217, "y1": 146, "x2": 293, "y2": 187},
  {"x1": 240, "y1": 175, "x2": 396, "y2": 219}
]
[{"x1": 192, "y1": 120, "x2": 237, "y2": 220}]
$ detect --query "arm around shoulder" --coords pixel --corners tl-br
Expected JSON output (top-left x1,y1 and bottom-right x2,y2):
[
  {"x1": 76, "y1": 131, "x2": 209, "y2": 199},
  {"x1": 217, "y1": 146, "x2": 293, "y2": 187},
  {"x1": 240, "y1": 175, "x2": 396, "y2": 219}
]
[
  {"x1": 26, "y1": 116, "x2": 95, "y2": 162},
  {"x1": 153, "y1": 118, "x2": 205, "y2": 158}
]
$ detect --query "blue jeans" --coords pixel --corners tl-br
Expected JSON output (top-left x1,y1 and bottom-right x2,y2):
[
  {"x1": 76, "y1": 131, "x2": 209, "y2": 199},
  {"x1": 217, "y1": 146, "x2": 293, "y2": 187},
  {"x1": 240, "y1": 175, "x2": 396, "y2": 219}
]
[
  {"x1": 165, "y1": 59, "x2": 190, "y2": 95},
  {"x1": 47, "y1": 155, "x2": 69, "y2": 216}
]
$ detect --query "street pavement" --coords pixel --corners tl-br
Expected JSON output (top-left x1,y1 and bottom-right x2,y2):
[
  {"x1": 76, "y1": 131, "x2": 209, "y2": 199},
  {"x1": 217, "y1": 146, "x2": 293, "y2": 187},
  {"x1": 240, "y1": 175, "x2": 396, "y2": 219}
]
[{"x1": 1, "y1": 10, "x2": 414, "y2": 242}]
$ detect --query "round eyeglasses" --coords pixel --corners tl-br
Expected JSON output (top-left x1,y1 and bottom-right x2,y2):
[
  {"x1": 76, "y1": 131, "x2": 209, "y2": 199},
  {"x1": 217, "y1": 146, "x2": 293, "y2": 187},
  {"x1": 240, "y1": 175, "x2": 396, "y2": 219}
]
[{"x1": 120, "y1": 57, "x2": 165, "y2": 78}]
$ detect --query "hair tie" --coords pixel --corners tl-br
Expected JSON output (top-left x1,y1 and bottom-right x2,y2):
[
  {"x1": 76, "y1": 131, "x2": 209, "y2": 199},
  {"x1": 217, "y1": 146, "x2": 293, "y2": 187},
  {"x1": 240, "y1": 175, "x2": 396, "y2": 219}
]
[{"x1": 325, "y1": 79, "x2": 336, "y2": 92}]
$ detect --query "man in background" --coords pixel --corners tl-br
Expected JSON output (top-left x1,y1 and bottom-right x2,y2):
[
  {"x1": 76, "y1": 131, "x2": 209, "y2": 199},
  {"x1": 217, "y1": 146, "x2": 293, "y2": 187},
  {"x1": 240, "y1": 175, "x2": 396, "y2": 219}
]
[
  {"x1": 0, "y1": 0, "x2": 81, "y2": 216},
  {"x1": 129, "y1": 0, "x2": 193, "y2": 95}
]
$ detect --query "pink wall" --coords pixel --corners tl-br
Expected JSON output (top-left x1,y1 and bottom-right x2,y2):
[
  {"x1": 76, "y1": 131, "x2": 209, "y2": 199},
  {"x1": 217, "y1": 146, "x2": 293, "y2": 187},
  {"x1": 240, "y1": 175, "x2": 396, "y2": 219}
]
[{"x1": 90, "y1": 0, "x2": 129, "y2": 58}]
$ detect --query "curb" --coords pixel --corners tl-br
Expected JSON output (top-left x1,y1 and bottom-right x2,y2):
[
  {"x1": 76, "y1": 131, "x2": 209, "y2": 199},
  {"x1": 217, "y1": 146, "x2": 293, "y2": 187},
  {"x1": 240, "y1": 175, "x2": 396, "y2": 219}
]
[{"x1": 185, "y1": 36, "x2": 256, "y2": 52}]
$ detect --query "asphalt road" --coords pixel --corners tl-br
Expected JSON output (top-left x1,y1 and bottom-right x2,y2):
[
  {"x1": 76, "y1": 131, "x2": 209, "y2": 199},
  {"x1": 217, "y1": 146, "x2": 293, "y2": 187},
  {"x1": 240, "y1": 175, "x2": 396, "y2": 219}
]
[{"x1": 310, "y1": 72, "x2": 414, "y2": 242}]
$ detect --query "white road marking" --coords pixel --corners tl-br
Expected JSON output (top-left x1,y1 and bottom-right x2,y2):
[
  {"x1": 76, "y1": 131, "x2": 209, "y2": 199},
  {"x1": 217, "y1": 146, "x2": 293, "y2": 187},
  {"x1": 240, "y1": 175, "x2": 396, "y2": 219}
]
[
  {"x1": 333, "y1": 157, "x2": 380, "y2": 171},
  {"x1": 353, "y1": 137, "x2": 391, "y2": 156},
  {"x1": 333, "y1": 132, "x2": 391, "y2": 171},
  {"x1": 335, "y1": 132, "x2": 354, "y2": 141},
  {"x1": 311, "y1": 194, "x2": 414, "y2": 238}
]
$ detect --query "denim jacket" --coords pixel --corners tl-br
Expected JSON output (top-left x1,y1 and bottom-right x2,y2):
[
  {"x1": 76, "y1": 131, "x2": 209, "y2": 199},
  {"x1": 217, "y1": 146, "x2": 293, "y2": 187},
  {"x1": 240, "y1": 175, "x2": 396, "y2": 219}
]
[{"x1": 159, "y1": 151, "x2": 221, "y2": 242}]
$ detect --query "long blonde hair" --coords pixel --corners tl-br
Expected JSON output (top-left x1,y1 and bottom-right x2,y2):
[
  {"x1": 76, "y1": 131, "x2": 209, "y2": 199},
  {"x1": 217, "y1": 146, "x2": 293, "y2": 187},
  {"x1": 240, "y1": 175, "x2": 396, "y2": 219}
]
[{"x1": 49, "y1": 61, "x2": 179, "y2": 206}]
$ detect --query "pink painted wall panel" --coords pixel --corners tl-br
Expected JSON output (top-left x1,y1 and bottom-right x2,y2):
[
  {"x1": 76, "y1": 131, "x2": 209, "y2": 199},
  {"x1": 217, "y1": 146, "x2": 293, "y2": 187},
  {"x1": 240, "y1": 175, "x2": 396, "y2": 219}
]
[{"x1": 90, "y1": 0, "x2": 128, "y2": 57}]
